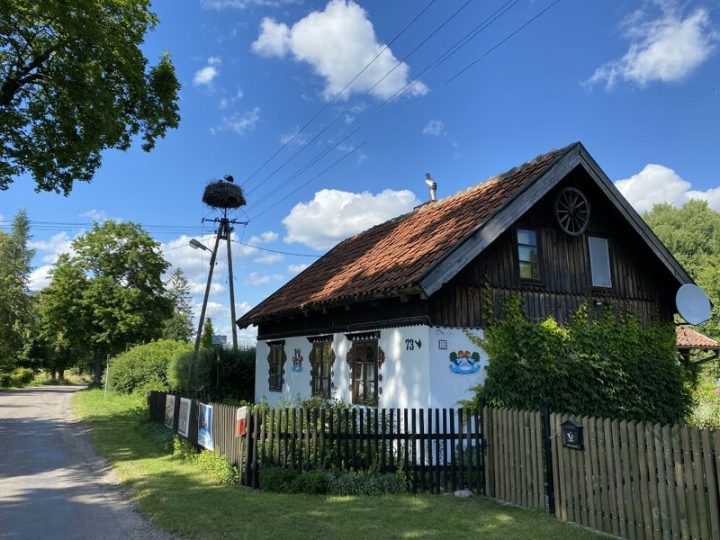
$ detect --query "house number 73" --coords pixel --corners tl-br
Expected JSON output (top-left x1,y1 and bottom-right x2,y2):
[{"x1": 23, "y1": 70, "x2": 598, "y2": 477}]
[{"x1": 405, "y1": 339, "x2": 422, "y2": 351}]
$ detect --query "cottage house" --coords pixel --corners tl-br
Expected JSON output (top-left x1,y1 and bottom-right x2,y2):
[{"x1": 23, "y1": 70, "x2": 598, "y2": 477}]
[{"x1": 237, "y1": 142, "x2": 701, "y2": 409}]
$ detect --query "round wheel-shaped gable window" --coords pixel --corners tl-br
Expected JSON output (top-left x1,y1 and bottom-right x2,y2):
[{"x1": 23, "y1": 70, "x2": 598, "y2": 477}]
[{"x1": 555, "y1": 187, "x2": 590, "y2": 236}]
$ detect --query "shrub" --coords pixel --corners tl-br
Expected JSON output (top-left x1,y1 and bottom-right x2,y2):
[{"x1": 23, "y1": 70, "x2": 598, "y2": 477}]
[
  {"x1": 196, "y1": 450, "x2": 239, "y2": 485},
  {"x1": 293, "y1": 469, "x2": 328, "y2": 495},
  {"x1": 10, "y1": 367, "x2": 34, "y2": 385},
  {"x1": 259, "y1": 467, "x2": 301, "y2": 493},
  {"x1": 468, "y1": 296, "x2": 692, "y2": 424},
  {"x1": 172, "y1": 435, "x2": 198, "y2": 460},
  {"x1": 109, "y1": 340, "x2": 191, "y2": 394},
  {"x1": 168, "y1": 346, "x2": 255, "y2": 401}
]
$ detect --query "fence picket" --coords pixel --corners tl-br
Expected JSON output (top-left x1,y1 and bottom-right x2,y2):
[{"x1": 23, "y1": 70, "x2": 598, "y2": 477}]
[
  {"x1": 681, "y1": 426, "x2": 699, "y2": 540},
  {"x1": 691, "y1": 427, "x2": 709, "y2": 540},
  {"x1": 671, "y1": 424, "x2": 689, "y2": 540},
  {"x1": 419, "y1": 409, "x2": 426, "y2": 491},
  {"x1": 644, "y1": 422, "x2": 661, "y2": 540},
  {"x1": 702, "y1": 429, "x2": 720, "y2": 540},
  {"x1": 655, "y1": 424, "x2": 672, "y2": 540}
]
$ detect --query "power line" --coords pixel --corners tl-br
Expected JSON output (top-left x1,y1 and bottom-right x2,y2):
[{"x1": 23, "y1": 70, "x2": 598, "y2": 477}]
[
  {"x1": 231, "y1": 239, "x2": 320, "y2": 258},
  {"x1": 241, "y1": 0, "x2": 439, "y2": 189},
  {"x1": 246, "y1": 0, "x2": 522, "y2": 218},
  {"x1": 244, "y1": 0, "x2": 475, "y2": 201}
]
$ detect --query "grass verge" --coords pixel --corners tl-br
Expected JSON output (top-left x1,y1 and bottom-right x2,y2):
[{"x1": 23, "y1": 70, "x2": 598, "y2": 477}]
[{"x1": 73, "y1": 389, "x2": 602, "y2": 540}]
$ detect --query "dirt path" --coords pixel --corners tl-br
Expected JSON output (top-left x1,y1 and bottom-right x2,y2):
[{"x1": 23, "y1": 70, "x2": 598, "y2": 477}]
[{"x1": 0, "y1": 386, "x2": 173, "y2": 540}]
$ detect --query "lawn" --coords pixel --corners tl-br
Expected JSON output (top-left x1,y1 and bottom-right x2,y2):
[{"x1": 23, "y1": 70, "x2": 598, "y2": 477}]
[{"x1": 73, "y1": 389, "x2": 602, "y2": 540}]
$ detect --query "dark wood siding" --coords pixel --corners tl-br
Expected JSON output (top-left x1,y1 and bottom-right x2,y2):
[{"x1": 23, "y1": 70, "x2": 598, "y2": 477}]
[
  {"x1": 433, "y1": 167, "x2": 677, "y2": 326},
  {"x1": 257, "y1": 166, "x2": 679, "y2": 339}
]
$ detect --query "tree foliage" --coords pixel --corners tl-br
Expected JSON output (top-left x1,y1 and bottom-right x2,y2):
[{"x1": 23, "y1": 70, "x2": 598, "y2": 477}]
[
  {"x1": 108, "y1": 339, "x2": 191, "y2": 394},
  {"x1": 42, "y1": 221, "x2": 172, "y2": 380},
  {"x1": 644, "y1": 200, "x2": 720, "y2": 338},
  {"x1": 469, "y1": 296, "x2": 691, "y2": 424},
  {"x1": 0, "y1": 211, "x2": 33, "y2": 372},
  {"x1": 161, "y1": 268, "x2": 194, "y2": 342},
  {"x1": 0, "y1": 0, "x2": 180, "y2": 194}
]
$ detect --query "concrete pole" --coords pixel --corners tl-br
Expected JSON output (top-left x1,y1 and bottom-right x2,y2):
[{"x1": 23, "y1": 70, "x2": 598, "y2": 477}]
[
  {"x1": 189, "y1": 226, "x2": 223, "y2": 392},
  {"x1": 225, "y1": 219, "x2": 238, "y2": 351}
]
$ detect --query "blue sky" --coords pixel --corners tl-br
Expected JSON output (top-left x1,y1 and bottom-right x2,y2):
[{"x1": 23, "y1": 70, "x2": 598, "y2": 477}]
[{"x1": 2, "y1": 0, "x2": 719, "y2": 343}]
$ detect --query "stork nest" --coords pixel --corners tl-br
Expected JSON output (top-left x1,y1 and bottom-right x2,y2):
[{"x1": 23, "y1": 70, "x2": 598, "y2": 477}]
[{"x1": 202, "y1": 181, "x2": 246, "y2": 209}]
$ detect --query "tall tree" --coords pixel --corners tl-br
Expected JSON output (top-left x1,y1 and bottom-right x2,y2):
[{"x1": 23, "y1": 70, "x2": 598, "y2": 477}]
[
  {"x1": 43, "y1": 221, "x2": 173, "y2": 381},
  {"x1": 0, "y1": 0, "x2": 180, "y2": 194},
  {"x1": 644, "y1": 200, "x2": 720, "y2": 337},
  {"x1": 0, "y1": 210, "x2": 33, "y2": 371},
  {"x1": 162, "y1": 267, "x2": 194, "y2": 342}
]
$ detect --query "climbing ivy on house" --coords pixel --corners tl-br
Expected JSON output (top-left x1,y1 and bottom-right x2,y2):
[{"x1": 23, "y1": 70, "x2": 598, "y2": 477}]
[{"x1": 467, "y1": 296, "x2": 692, "y2": 424}]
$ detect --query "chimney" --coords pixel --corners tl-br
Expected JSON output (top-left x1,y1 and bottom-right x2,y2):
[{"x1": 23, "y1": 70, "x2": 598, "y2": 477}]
[{"x1": 425, "y1": 173, "x2": 437, "y2": 201}]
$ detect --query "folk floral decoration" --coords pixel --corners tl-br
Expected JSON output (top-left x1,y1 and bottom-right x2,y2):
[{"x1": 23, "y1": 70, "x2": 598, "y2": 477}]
[
  {"x1": 449, "y1": 350, "x2": 481, "y2": 375},
  {"x1": 292, "y1": 348, "x2": 303, "y2": 373}
]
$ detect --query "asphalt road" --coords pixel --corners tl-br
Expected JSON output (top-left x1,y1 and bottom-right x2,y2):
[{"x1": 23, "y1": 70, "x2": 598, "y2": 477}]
[{"x1": 0, "y1": 386, "x2": 172, "y2": 540}]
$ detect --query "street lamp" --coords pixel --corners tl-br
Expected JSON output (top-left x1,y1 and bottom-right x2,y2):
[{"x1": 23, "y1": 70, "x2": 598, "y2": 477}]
[{"x1": 189, "y1": 238, "x2": 211, "y2": 252}]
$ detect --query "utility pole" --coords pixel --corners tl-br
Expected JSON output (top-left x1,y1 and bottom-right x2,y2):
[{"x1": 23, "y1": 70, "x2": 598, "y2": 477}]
[{"x1": 189, "y1": 212, "x2": 246, "y2": 391}]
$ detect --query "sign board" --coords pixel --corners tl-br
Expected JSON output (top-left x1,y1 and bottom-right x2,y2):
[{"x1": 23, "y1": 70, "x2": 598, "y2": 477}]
[
  {"x1": 198, "y1": 403, "x2": 214, "y2": 450},
  {"x1": 235, "y1": 406, "x2": 249, "y2": 437},
  {"x1": 212, "y1": 335, "x2": 227, "y2": 345},
  {"x1": 177, "y1": 397, "x2": 191, "y2": 437},
  {"x1": 164, "y1": 394, "x2": 175, "y2": 429}
]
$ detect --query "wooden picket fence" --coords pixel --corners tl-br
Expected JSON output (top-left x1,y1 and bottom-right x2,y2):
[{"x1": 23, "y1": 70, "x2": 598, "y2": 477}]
[
  {"x1": 147, "y1": 392, "x2": 720, "y2": 540},
  {"x1": 242, "y1": 406, "x2": 485, "y2": 493},
  {"x1": 550, "y1": 413, "x2": 720, "y2": 540}
]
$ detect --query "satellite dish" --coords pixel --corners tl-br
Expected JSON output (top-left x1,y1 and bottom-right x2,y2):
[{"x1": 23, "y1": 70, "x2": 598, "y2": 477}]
[{"x1": 676, "y1": 284, "x2": 712, "y2": 325}]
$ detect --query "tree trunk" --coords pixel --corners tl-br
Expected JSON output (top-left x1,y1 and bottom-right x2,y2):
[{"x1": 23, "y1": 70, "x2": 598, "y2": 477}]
[{"x1": 93, "y1": 352, "x2": 103, "y2": 383}]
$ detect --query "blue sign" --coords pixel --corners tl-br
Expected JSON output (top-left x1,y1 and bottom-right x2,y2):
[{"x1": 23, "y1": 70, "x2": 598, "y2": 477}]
[
  {"x1": 198, "y1": 403, "x2": 214, "y2": 450},
  {"x1": 449, "y1": 350, "x2": 482, "y2": 375}
]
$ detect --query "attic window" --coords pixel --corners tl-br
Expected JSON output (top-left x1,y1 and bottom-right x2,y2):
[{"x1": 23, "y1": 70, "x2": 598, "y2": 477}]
[
  {"x1": 516, "y1": 228, "x2": 540, "y2": 281},
  {"x1": 588, "y1": 237, "x2": 612, "y2": 288}
]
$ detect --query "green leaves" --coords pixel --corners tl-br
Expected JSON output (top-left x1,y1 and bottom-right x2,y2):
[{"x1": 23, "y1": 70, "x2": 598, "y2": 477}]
[
  {"x1": 473, "y1": 296, "x2": 691, "y2": 424},
  {"x1": 0, "y1": 0, "x2": 180, "y2": 194}
]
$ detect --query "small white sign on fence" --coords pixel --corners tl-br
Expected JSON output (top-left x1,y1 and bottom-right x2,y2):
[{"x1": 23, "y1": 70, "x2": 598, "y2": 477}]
[
  {"x1": 177, "y1": 397, "x2": 191, "y2": 437},
  {"x1": 164, "y1": 395, "x2": 175, "y2": 429}
]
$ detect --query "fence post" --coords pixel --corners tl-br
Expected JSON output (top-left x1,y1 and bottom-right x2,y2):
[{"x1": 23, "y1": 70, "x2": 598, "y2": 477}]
[
  {"x1": 243, "y1": 412, "x2": 255, "y2": 487},
  {"x1": 478, "y1": 397, "x2": 486, "y2": 496},
  {"x1": 541, "y1": 399, "x2": 556, "y2": 515}
]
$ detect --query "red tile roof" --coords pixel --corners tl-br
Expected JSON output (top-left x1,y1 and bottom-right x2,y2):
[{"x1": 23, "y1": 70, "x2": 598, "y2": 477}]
[
  {"x1": 676, "y1": 326, "x2": 720, "y2": 350},
  {"x1": 238, "y1": 144, "x2": 574, "y2": 326}
]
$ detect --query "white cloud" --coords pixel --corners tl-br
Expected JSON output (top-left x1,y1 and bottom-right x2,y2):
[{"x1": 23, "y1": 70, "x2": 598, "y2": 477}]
[
  {"x1": 588, "y1": 5, "x2": 717, "y2": 89},
  {"x1": 251, "y1": 0, "x2": 428, "y2": 101},
  {"x1": 288, "y1": 263, "x2": 310, "y2": 274},
  {"x1": 28, "y1": 265, "x2": 54, "y2": 291},
  {"x1": 422, "y1": 120, "x2": 446, "y2": 137},
  {"x1": 246, "y1": 272, "x2": 284, "y2": 286},
  {"x1": 283, "y1": 188, "x2": 420, "y2": 250},
  {"x1": 249, "y1": 231, "x2": 279, "y2": 244},
  {"x1": 615, "y1": 163, "x2": 720, "y2": 213},
  {"x1": 212, "y1": 107, "x2": 261, "y2": 136},
  {"x1": 255, "y1": 253, "x2": 283, "y2": 264},
  {"x1": 79, "y1": 209, "x2": 107, "y2": 222},
  {"x1": 280, "y1": 126, "x2": 311, "y2": 146},
  {"x1": 29, "y1": 231, "x2": 73, "y2": 264},
  {"x1": 194, "y1": 56, "x2": 221, "y2": 86}
]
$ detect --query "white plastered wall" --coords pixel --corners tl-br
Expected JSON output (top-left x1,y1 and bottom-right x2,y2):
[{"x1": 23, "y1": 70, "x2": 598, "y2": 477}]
[{"x1": 255, "y1": 325, "x2": 487, "y2": 409}]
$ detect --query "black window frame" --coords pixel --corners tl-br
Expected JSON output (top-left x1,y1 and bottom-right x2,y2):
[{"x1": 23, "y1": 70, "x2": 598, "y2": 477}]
[
  {"x1": 267, "y1": 341, "x2": 286, "y2": 392},
  {"x1": 516, "y1": 226, "x2": 541, "y2": 282},
  {"x1": 309, "y1": 337, "x2": 334, "y2": 398}
]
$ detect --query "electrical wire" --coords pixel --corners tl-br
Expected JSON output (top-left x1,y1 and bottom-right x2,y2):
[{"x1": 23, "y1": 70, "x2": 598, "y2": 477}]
[
  {"x1": 246, "y1": 0, "x2": 523, "y2": 219},
  {"x1": 241, "y1": 0, "x2": 439, "y2": 188}
]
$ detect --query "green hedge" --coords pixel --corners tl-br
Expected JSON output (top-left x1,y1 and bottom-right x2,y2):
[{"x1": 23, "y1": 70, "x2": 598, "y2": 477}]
[
  {"x1": 109, "y1": 339, "x2": 191, "y2": 394},
  {"x1": 469, "y1": 296, "x2": 692, "y2": 424},
  {"x1": 168, "y1": 346, "x2": 255, "y2": 402}
]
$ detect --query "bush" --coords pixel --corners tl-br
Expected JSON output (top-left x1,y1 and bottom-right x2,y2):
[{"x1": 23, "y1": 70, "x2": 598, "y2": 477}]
[
  {"x1": 168, "y1": 346, "x2": 255, "y2": 401},
  {"x1": 259, "y1": 467, "x2": 408, "y2": 496},
  {"x1": 172, "y1": 435, "x2": 198, "y2": 460},
  {"x1": 468, "y1": 296, "x2": 692, "y2": 424},
  {"x1": 259, "y1": 467, "x2": 301, "y2": 493},
  {"x1": 0, "y1": 368, "x2": 35, "y2": 387},
  {"x1": 109, "y1": 340, "x2": 191, "y2": 394},
  {"x1": 196, "y1": 450, "x2": 239, "y2": 485}
]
